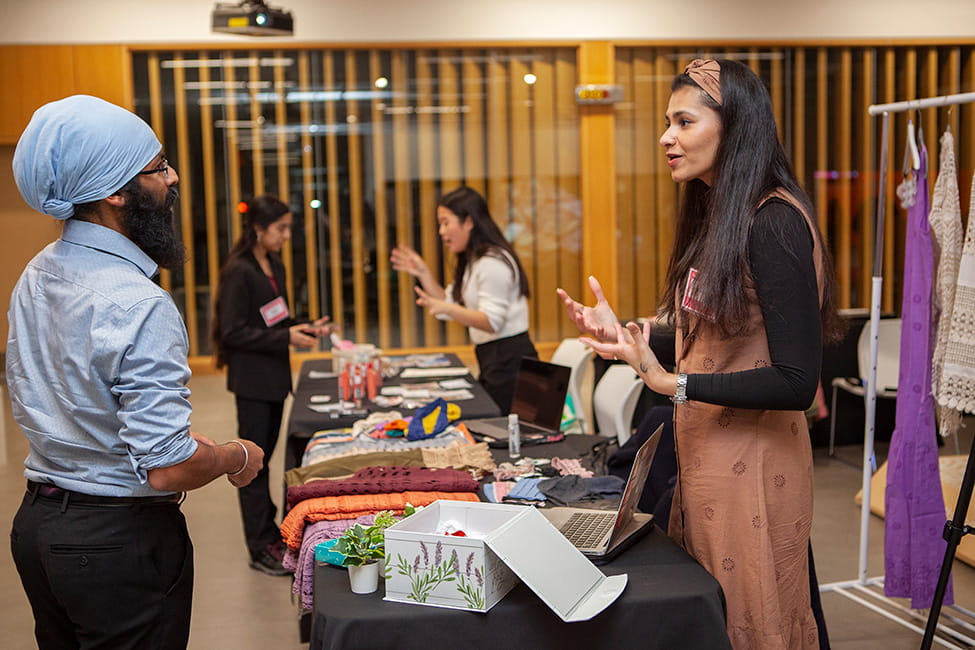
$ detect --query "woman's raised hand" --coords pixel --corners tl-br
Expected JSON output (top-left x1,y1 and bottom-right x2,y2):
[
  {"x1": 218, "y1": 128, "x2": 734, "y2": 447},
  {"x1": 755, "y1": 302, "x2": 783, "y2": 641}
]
[
  {"x1": 391, "y1": 245, "x2": 428, "y2": 278},
  {"x1": 556, "y1": 276, "x2": 622, "y2": 344}
]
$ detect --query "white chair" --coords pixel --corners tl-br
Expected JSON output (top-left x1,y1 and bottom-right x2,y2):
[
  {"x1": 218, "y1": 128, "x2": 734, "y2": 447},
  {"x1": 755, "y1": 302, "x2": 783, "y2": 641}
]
[
  {"x1": 828, "y1": 318, "x2": 901, "y2": 455},
  {"x1": 551, "y1": 338, "x2": 595, "y2": 434},
  {"x1": 593, "y1": 364, "x2": 646, "y2": 445}
]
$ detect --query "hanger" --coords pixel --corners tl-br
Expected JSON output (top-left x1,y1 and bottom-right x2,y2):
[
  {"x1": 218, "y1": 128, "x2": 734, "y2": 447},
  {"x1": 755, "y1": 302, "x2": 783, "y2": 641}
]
[{"x1": 906, "y1": 118, "x2": 921, "y2": 171}]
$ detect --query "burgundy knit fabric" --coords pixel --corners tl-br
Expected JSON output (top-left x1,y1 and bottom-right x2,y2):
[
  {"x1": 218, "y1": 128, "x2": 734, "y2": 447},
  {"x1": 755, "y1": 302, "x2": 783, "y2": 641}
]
[{"x1": 286, "y1": 466, "x2": 478, "y2": 508}]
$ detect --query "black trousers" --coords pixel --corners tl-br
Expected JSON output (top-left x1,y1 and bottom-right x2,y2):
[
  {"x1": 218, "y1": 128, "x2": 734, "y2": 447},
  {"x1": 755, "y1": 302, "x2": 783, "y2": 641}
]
[
  {"x1": 235, "y1": 395, "x2": 284, "y2": 559},
  {"x1": 10, "y1": 490, "x2": 193, "y2": 650},
  {"x1": 474, "y1": 331, "x2": 538, "y2": 412}
]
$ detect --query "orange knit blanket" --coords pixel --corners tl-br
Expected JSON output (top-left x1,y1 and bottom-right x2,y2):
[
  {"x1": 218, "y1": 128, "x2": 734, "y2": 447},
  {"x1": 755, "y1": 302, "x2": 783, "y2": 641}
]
[{"x1": 279, "y1": 491, "x2": 480, "y2": 550}]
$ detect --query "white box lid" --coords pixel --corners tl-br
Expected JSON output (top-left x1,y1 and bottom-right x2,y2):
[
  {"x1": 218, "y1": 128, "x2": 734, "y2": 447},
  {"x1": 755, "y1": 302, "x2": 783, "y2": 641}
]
[{"x1": 484, "y1": 505, "x2": 627, "y2": 622}]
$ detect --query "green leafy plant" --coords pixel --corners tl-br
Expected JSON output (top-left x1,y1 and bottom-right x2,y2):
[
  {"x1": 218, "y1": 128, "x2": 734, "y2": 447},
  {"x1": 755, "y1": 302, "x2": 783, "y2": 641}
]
[
  {"x1": 333, "y1": 523, "x2": 383, "y2": 567},
  {"x1": 335, "y1": 507, "x2": 415, "y2": 569}
]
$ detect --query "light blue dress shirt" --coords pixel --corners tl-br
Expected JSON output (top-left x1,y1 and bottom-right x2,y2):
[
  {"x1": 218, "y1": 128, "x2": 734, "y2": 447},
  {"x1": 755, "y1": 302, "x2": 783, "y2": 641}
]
[{"x1": 6, "y1": 219, "x2": 198, "y2": 496}]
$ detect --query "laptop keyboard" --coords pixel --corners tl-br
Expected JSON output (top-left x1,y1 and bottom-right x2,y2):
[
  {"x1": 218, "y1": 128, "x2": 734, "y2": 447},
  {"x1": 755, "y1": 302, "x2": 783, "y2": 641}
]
[{"x1": 560, "y1": 511, "x2": 616, "y2": 548}]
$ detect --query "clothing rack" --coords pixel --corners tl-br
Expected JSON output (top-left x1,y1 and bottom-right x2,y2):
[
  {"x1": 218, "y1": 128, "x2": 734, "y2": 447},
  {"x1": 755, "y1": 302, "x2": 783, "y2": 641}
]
[{"x1": 820, "y1": 90, "x2": 975, "y2": 649}]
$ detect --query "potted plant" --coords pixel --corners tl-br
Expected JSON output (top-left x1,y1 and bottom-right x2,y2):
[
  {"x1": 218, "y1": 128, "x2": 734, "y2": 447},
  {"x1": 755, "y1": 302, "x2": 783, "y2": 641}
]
[
  {"x1": 334, "y1": 506, "x2": 423, "y2": 593},
  {"x1": 334, "y1": 523, "x2": 385, "y2": 594}
]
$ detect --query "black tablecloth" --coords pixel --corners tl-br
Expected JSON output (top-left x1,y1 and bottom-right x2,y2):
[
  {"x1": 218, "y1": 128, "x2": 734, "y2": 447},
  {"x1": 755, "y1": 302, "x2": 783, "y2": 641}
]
[
  {"x1": 285, "y1": 356, "x2": 502, "y2": 472},
  {"x1": 309, "y1": 524, "x2": 730, "y2": 650}
]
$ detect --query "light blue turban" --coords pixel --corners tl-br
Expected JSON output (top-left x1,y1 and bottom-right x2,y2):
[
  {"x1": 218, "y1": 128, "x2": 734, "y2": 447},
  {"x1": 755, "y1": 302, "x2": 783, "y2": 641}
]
[{"x1": 12, "y1": 95, "x2": 161, "y2": 220}]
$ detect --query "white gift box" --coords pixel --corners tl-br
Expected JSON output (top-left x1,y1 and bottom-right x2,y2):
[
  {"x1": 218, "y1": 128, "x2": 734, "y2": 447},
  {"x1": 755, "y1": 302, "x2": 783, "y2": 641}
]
[{"x1": 383, "y1": 500, "x2": 627, "y2": 621}]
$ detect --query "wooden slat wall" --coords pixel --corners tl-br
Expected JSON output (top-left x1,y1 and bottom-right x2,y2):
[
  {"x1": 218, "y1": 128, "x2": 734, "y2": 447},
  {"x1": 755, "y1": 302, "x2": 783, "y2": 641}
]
[
  {"x1": 415, "y1": 50, "x2": 440, "y2": 348},
  {"x1": 323, "y1": 52, "x2": 343, "y2": 332},
  {"x1": 615, "y1": 49, "x2": 637, "y2": 321},
  {"x1": 532, "y1": 49, "x2": 560, "y2": 342},
  {"x1": 510, "y1": 51, "x2": 534, "y2": 330},
  {"x1": 858, "y1": 50, "x2": 875, "y2": 308},
  {"x1": 555, "y1": 49, "x2": 583, "y2": 339},
  {"x1": 369, "y1": 51, "x2": 392, "y2": 350},
  {"x1": 391, "y1": 50, "x2": 417, "y2": 348},
  {"x1": 880, "y1": 49, "x2": 896, "y2": 312},
  {"x1": 273, "y1": 52, "x2": 295, "y2": 305},
  {"x1": 223, "y1": 56, "x2": 243, "y2": 245},
  {"x1": 121, "y1": 42, "x2": 975, "y2": 361},
  {"x1": 198, "y1": 54, "x2": 220, "y2": 330},
  {"x1": 344, "y1": 51, "x2": 367, "y2": 343},
  {"x1": 171, "y1": 54, "x2": 200, "y2": 354},
  {"x1": 297, "y1": 52, "x2": 321, "y2": 322}
]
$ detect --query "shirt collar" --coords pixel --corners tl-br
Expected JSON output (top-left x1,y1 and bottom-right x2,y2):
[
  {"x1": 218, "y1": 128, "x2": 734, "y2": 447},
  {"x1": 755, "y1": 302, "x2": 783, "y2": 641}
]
[{"x1": 61, "y1": 219, "x2": 159, "y2": 278}]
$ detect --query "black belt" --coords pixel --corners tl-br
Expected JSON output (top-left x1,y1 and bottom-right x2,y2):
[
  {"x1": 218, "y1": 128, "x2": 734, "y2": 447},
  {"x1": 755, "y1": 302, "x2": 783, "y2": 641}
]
[{"x1": 27, "y1": 480, "x2": 182, "y2": 508}]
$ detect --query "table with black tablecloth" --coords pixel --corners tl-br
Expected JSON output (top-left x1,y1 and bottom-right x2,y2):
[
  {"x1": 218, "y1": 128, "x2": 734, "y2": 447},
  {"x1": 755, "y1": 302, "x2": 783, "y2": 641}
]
[
  {"x1": 285, "y1": 355, "x2": 502, "y2": 472},
  {"x1": 309, "y1": 523, "x2": 730, "y2": 650}
]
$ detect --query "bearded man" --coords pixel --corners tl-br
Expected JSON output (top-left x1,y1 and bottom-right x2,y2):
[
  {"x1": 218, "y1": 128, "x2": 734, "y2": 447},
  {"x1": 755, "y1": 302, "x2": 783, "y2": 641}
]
[{"x1": 7, "y1": 95, "x2": 264, "y2": 649}]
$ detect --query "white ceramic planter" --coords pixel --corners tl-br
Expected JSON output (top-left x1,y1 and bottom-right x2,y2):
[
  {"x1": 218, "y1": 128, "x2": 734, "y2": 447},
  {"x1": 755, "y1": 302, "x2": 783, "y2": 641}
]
[{"x1": 348, "y1": 561, "x2": 380, "y2": 594}]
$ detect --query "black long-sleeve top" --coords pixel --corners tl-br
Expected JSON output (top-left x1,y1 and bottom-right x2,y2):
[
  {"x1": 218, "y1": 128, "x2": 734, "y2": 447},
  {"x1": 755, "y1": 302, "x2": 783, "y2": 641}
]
[{"x1": 651, "y1": 198, "x2": 822, "y2": 411}]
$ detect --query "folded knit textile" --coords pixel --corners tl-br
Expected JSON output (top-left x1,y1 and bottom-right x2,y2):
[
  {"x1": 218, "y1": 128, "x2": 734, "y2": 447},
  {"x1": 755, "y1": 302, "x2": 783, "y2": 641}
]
[
  {"x1": 282, "y1": 515, "x2": 376, "y2": 610},
  {"x1": 286, "y1": 466, "x2": 479, "y2": 509},
  {"x1": 300, "y1": 425, "x2": 474, "y2": 467},
  {"x1": 280, "y1": 491, "x2": 480, "y2": 550},
  {"x1": 285, "y1": 442, "x2": 496, "y2": 487}
]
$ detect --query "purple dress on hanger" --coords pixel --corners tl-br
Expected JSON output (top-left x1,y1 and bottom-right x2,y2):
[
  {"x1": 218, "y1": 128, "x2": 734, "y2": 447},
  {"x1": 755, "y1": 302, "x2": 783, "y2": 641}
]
[{"x1": 884, "y1": 143, "x2": 953, "y2": 607}]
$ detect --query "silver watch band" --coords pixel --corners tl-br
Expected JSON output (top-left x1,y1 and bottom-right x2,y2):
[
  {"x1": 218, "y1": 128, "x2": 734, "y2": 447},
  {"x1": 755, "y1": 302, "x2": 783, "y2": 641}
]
[{"x1": 671, "y1": 372, "x2": 688, "y2": 404}]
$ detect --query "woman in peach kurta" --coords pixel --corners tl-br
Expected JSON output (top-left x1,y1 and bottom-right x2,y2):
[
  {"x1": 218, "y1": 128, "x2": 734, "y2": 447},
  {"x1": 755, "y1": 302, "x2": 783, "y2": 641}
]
[{"x1": 559, "y1": 59, "x2": 843, "y2": 649}]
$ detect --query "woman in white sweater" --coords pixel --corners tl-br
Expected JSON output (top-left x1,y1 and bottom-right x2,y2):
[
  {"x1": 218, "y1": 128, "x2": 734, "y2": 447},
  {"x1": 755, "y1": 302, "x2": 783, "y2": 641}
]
[{"x1": 391, "y1": 186, "x2": 537, "y2": 411}]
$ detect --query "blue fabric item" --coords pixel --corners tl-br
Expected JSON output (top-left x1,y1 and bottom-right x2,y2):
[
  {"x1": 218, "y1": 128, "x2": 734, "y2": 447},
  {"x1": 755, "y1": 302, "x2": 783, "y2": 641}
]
[
  {"x1": 6, "y1": 219, "x2": 197, "y2": 496},
  {"x1": 585, "y1": 475, "x2": 627, "y2": 498},
  {"x1": 506, "y1": 478, "x2": 546, "y2": 501},
  {"x1": 482, "y1": 483, "x2": 497, "y2": 503},
  {"x1": 13, "y1": 95, "x2": 161, "y2": 219},
  {"x1": 314, "y1": 539, "x2": 346, "y2": 566},
  {"x1": 406, "y1": 398, "x2": 449, "y2": 441}
]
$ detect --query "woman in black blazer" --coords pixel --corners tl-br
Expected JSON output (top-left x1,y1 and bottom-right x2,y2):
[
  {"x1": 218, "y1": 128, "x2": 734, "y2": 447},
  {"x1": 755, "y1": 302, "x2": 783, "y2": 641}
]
[{"x1": 212, "y1": 195, "x2": 330, "y2": 575}]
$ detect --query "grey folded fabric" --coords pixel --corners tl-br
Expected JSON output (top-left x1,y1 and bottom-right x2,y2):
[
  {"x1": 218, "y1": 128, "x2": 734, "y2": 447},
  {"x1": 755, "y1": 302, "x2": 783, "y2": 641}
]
[{"x1": 538, "y1": 474, "x2": 626, "y2": 506}]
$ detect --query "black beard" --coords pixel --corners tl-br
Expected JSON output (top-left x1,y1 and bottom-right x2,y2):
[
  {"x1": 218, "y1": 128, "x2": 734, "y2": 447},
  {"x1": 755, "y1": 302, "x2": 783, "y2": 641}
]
[{"x1": 123, "y1": 185, "x2": 186, "y2": 270}]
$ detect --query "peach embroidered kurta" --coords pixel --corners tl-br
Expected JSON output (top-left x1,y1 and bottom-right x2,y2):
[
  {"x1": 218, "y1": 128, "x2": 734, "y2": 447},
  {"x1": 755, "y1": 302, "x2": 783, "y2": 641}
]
[{"x1": 669, "y1": 194, "x2": 822, "y2": 649}]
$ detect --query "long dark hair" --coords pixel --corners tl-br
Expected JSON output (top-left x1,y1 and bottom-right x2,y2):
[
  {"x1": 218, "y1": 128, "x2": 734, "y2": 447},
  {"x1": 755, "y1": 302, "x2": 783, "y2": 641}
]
[
  {"x1": 441, "y1": 186, "x2": 530, "y2": 305},
  {"x1": 658, "y1": 59, "x2": 843, "y2": 343},
  {"x1": 212, "y1": 194, "x2": 291, "y2": 367}
]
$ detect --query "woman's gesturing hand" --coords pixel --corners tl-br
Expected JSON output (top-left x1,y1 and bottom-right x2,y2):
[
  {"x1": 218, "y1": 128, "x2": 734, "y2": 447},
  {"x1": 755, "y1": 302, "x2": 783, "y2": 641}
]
[
  {"x1": 414, "y1": 286, "x2": 450, "y2": 318},
  {"x1": 390, "y1": 245, "x2": 429, "y2": 278},
  {"x1": 586, "y1": 321, "x2": 671, "y2": 395},
  {"x1": 556, "y1": 275, "x2": 621, "y2": 344},
  {"x1": 289, "y1": 324, "x2": 319, "y2": 349}
]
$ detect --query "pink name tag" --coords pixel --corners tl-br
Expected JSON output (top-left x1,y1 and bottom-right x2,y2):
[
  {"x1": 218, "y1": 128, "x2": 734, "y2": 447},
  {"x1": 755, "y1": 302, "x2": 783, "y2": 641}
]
[
  {"x1": 259, "y1": 296, "x2": 289, "y2": 327},
  {"x1": 681, "y1": 268, "x2": 715, "y2": 320}
]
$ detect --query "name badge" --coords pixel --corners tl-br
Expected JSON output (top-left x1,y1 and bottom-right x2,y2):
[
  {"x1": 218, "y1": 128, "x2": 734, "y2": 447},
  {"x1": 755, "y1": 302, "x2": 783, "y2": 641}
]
[
  {"x1": 260, "y1": 296, "x2": 289, "y2": 327},
  {"x1": 681, "y1": 268, "x2": 716, "y2": 321}
]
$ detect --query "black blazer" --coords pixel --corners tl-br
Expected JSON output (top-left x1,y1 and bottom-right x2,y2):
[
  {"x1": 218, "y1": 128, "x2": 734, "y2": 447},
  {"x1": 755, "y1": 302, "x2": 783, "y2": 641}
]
[{"x1": 217, "y1": 251, "x2": 296, "y2": 402}]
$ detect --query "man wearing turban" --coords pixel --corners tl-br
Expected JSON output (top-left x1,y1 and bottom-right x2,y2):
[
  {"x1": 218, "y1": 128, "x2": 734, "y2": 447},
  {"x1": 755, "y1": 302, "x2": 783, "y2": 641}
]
[{"x1": 7, "y1": 95, "x2": 264, "y2": 649}]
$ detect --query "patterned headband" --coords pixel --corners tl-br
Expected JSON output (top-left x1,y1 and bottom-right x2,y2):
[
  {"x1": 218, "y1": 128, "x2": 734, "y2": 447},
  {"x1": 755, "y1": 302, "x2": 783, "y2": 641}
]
[{"x1": 684, "y1": 59, "x2": 722, "y2": 105}]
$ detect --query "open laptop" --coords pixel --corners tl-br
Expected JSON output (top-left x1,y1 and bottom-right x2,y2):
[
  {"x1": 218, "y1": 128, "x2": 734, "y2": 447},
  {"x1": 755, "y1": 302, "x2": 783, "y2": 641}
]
[
  {"x1": 465, "y1": 357, "x2": 571, "y2": 441},
  {"x1": 540, "y1": 425, "x2": 662, "y2": 564}
]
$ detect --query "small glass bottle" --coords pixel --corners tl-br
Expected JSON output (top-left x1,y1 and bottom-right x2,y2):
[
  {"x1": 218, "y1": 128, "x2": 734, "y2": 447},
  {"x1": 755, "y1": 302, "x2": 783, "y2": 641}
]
[{"x1": 507, "y1": 413, "x2": 521, "y2": 458}]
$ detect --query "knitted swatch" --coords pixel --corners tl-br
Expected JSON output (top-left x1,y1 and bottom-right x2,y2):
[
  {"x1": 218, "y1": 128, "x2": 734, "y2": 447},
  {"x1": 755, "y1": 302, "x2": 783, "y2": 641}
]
[
  {"x1": 936, "y1": 134, "x2": 975, "y2": 422},
  {"x1": 279, "y1": 490, "x2": 480, "y2": 550},
  {"x1": 286, "y1": 466, "x2": 479, "y2": 509}
]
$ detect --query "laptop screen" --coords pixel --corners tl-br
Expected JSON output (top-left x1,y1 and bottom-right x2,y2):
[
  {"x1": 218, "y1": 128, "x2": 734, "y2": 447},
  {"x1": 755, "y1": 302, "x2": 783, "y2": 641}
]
[{"x1": 510, "y1": 358, "x2": 571, "y2": 430}]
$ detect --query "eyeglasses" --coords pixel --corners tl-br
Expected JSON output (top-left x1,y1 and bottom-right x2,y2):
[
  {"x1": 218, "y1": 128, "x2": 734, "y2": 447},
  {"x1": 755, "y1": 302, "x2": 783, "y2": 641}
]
[{"x1": 137, "y1": 158, "x2": 169, "y2": 179}]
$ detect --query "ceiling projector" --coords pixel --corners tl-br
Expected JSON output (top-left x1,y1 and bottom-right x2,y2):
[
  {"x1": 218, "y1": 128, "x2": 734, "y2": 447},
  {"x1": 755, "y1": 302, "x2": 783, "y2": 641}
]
[{"x1": 212, "y1": 1, "x2": 294, "y2": 36}]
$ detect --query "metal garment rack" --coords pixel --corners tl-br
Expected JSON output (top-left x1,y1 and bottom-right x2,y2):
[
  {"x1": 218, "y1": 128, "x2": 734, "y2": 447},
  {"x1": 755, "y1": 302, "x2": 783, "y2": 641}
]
[{"x1": 819, "y1": 91, "x2": 975, "y2": 648}]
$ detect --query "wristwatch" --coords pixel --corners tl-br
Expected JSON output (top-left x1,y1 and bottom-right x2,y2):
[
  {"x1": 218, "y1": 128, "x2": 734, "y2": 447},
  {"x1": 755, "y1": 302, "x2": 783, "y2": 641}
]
[{"x1": 671, "y1": 373, "x2": 688, "y2": 404}]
